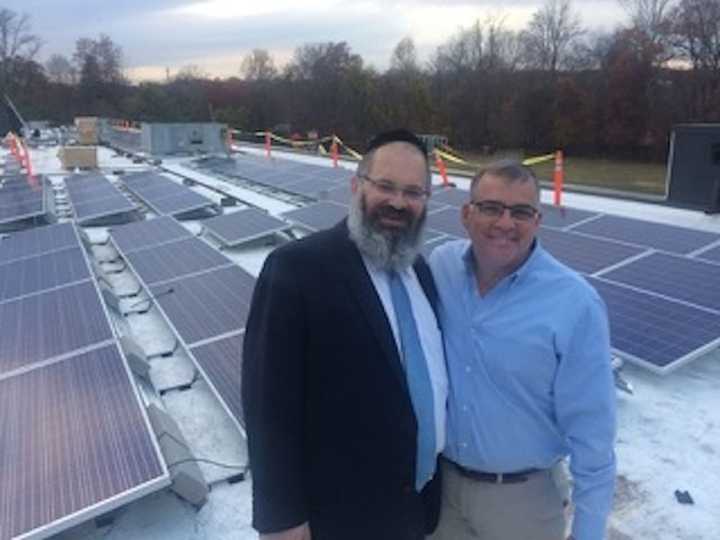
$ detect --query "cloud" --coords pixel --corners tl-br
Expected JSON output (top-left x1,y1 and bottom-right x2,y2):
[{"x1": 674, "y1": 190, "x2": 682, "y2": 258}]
[{"x1": 4, "y1": 0, "x2": 626, "y2": 81}]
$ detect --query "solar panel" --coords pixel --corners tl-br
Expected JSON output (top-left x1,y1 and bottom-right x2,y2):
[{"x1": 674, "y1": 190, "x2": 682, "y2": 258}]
[
  {"x1": 696, "y1": 244, "x2": 720, "y2": 263},
  {"x1": 322, "y1": 185, "x2": 352, "y2": 205},
  {"x1": 0, "y1": 280, "x2": 114, "y2": 376},
  {"x1": 125, "y1": 237, "x2": 231, "y2": 286},
  {"x1": 427, "y1": 207, "x2": 466, "y2": 237},
  {"x1": 110, "y1": 216, "x2": 194, "y2": 254},
  {"x1": 572, "y1": 214, "x2": 720, "y2": 254},
  {"x1": 0, "y1": 223, "x2": 78, "y2": 264},
  {"x1": 538, "y1": 228, "x2": 649, "y2": 275},
  {"x1": 600, "y1": 252, "x2": 720, "y2": 311},
  {"x1": 0, "y1": 175, "x2": 45, "y2": 224},
  {"x1": 0, "y1": 344, "x2": 169, "y2": 540},
  {"x1": 431, "y1": 188, "x2": 469, "y2": 207},
  {"x1": 190, "y1": 333, "x2": 245, "y2": 428},
  {"x1": 144, "y1": 190, "x2": 216, "y2": 216},
  {"x1": 281, "y1": 201, "x2": 348, "y2": 231},
  {"x1": 73, "y1": 195, "x2": 137, "y2": 223},
  {"x1": 0, "y1": 246, "x2": 90, "y2": 303},
  {"x1": 540, "y1": 205, "x2": 599, "y2": 229},
  {"x1": 122, "y1": 170, "x2": 163, "y2": 187},
  {"x1": 587, "y1": 277, "x2": 720, "y2": 372},
  {"x1": 283, "y1": 177, "x2": 337, "y2": 198},
  {"x1": 150, "y1": 265, "x2": 256, "y2": 346},
  {"x1": 202, "y1": 208, "x2": 291, "y2": 247}
]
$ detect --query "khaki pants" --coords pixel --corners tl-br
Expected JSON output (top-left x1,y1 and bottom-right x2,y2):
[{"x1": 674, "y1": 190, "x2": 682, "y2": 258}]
[{"x1": 428, "y1": 460, "x2": 566, "y2": 540}]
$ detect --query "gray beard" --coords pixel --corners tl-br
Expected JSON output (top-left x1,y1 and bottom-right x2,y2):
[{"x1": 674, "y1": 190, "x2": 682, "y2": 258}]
[{"x1": 347, "y1": 192, "x2": 426, "y2": 271}]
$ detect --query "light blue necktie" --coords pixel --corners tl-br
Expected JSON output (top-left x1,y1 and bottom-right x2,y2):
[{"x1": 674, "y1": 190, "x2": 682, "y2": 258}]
[{"x1": 388, "y1": 270, "x2": 437, "y2": 492}]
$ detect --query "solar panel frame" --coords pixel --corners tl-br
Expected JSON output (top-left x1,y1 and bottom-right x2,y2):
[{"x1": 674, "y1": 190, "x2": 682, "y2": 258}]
[
  {"x1": 695, "y1": 243, "x2": 720, "y2": 263},
  {"x1": 281, "y1": 201, "x2": 348, "y2": 232},
  {"x1": 572, "y1": 214, "x2": 720, "y2": 254},
  {"x1": 189, "y1": 331, "x2": 246, "y2": 434},
  {"x1": 587, "y1": 276, "x2": 720, "y2": 373},
  {"x1": 201, "y1": 208, "x2": 292, "y2": 247},
  {"x1": 110, "y1": 216, "x2": 194, "y2": 254},
  {"x1": 0, "y1": 343, "x2": 170, "y2": 540}
]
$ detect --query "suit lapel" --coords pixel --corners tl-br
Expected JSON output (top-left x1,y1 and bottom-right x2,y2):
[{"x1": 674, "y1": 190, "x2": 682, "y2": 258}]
[{"x1": 331, "y1": 222, "x2": 408, "y2": 391}]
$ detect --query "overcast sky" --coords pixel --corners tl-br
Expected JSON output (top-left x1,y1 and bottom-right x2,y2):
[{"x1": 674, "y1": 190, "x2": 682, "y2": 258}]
[{"x1": 9, "y1": 1, "x2": 628, "y2": 81}]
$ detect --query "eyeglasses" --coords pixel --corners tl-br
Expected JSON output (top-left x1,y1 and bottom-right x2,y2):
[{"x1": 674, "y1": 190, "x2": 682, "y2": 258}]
[
  {"x1": 358, "y1": 174, "x2": 429, "y2": 202},
  {"x1": 470, "y1": 200, "x2": 539, "y2": 222}
]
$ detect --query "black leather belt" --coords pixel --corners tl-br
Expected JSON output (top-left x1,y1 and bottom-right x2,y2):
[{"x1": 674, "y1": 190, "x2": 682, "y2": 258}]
[{"x1": 446, "y1": 458, "x2": 539, "y2": 484}]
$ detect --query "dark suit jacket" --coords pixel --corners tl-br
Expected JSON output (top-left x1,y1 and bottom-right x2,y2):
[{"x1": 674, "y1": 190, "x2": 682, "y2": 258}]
[{"x1": 241, "y1": 220, "x2": 442, "y2": 540}]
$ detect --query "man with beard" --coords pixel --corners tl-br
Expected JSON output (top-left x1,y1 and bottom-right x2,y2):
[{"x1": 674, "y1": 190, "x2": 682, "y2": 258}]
[{"x1": 242, "y1": 129, "x2": 447, "y2": 540}]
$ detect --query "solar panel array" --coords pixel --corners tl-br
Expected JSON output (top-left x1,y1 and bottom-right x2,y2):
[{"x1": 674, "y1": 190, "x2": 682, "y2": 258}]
[
  {"x1": 195, "y1": 153, "x2": 353, "y2": 199},
  {"x1": 195, "y1": 159, "x2": 720, "y2": 374},
  {"x1": 110, "y1": 217, "x2": 256, "y2": 432},
  {"x1": 0, "y1": 173, "x2": 47, "y2": 226},
  {"x1": 404, "y1": 186, "x2": 720, "y2": 373},
  {"x1": 0, "y1": 223, "x2": 169, "y2": 539},
  {"x1": 65, "y1": 173, "x2": 138, "y2": 224},
  {"x1": 122, "y1": 170, "x2": 217, "y2": 217}
]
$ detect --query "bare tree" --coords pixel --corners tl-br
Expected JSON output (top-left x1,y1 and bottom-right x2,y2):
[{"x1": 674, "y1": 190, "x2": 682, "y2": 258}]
[
  {"x1": 390, "y1": 37, "x2": 419, "y2": 73},
  {"x1": 73, "y1": 34, "x2": 124, "y2": 83},
  {"x1": 45, "y1": 54, "x2": 76, "y2": 84},
  {"x1": 241, "y1": 49, "x2": 277, "y2": 81},
  {"x1": 619, "y1": 0, "x2": 675, "y2": 40},
  {"x1": 175, "y1": 64, "x2": 209, "y2": 80},
  {"x1": 0, "y1": 8, "x2": 42, "y2": 90},
  {"x1": 669, "y1": 0, "x2": 720, "y2": 70},
  {"x1": 520, "y1": 0, "x2": 585, "y2": 72}
]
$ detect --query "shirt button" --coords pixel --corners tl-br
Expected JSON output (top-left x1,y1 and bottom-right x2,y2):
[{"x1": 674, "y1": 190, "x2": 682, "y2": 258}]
[
  {"x1": 465, "y1": 366, "x2": 472, "y2": 373},
  {"x1": 462, "y1": 405, "x2": 469, "y2": 412},
  {"x1": 460, "y1": 442, "x2": 468, "y2": 448}
]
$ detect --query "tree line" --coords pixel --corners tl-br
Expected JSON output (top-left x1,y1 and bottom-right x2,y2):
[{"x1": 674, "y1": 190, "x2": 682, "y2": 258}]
[{"x1": 2, "y1": 0, "x2": 720, "y2": 160}]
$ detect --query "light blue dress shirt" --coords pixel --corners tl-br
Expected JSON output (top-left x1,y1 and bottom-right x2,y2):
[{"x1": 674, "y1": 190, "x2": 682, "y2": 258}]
[{"x1": 430, "y1": 239, "x2": 616, "y2": 540}]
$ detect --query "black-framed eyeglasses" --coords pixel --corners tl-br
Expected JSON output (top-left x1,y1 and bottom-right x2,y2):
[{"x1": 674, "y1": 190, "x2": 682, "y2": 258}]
[
  {"x1": 358, "y1": 174, "x2": 429, "y2": 202},
  {"x1": 470, "y1": 200, "x2": 539, "y2": 222}
]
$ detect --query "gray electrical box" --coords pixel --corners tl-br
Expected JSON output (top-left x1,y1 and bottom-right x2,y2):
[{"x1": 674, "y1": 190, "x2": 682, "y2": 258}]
[
  {"x1": 141, "y1": 123, "x2": 227, "y2": 155},
  {"x1": 667, "y1": 124, "x2": 720, "y2": 211}
]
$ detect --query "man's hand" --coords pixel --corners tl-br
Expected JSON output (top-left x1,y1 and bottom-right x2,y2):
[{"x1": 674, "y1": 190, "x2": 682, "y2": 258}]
[{"x1": 260, "y1": 522, "x2": 311, "y2": 540}]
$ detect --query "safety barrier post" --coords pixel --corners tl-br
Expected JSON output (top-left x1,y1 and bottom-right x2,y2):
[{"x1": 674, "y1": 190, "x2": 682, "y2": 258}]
[
  {"x1": 553, "y1": 150, "x2": 564, "y2": 206},
  {"x1": 331, "y1": 136, "x2": 339, "y2": 168},
  {"x1": 265, "y1": 131, "x2": 271, "y2": 158},
  {"x1": 435, "y1": 149, "x2": 450, "y2": 187}
]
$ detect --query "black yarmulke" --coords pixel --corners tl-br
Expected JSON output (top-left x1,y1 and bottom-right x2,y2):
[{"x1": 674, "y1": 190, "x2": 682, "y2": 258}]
[{"x1": 366, "y1": 129, "x2": 427, "y2": 156}]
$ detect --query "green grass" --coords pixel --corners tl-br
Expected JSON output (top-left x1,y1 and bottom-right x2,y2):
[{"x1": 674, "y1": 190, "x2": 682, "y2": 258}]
[{"x1": 450, "y1": 151, "x2": 667, "y2": 196}]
